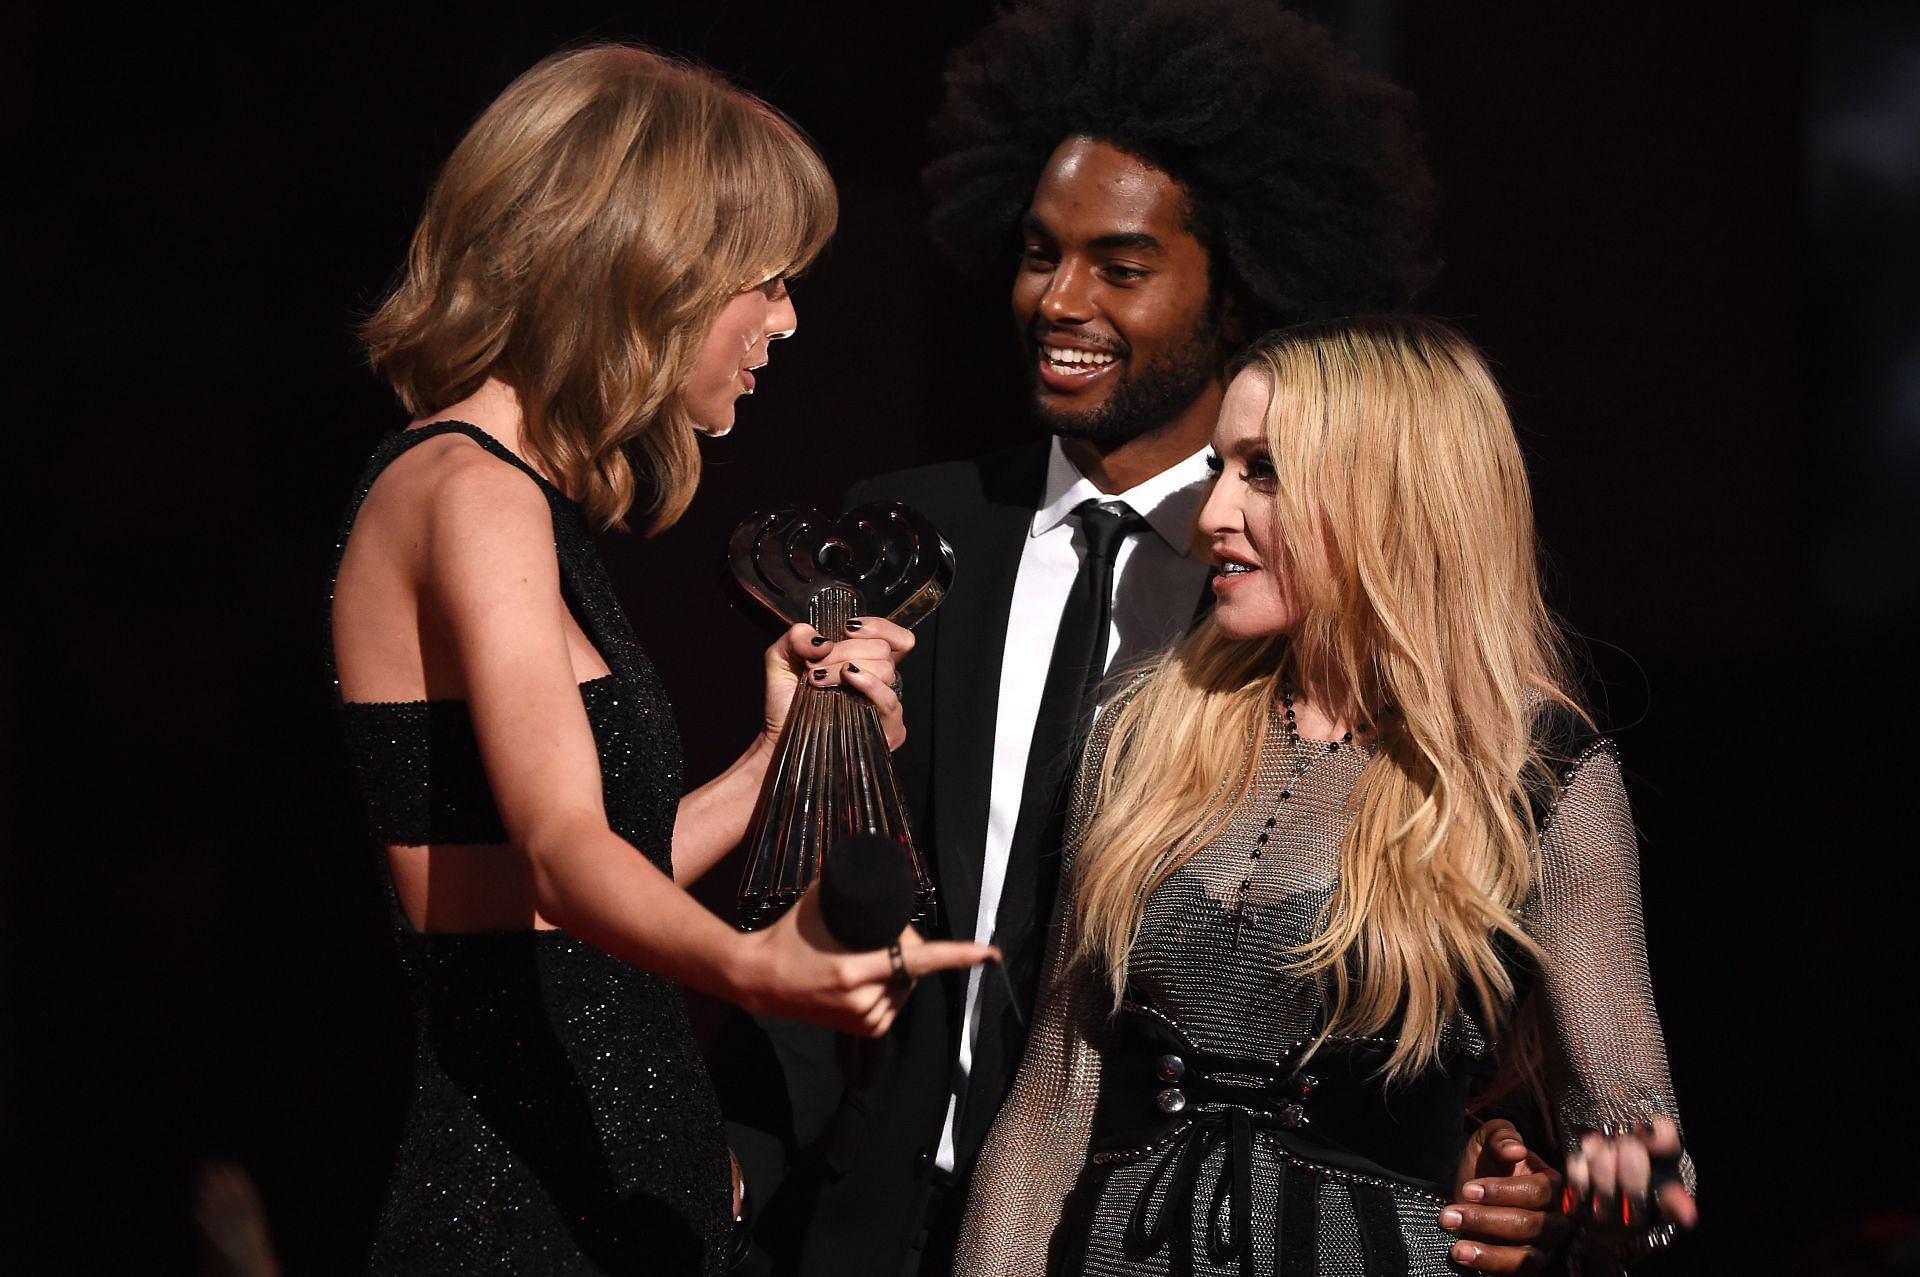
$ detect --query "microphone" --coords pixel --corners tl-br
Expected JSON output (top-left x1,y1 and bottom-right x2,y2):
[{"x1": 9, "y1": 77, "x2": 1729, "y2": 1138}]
[
  {"x1": 817, "y1": 834, "x2": 917, "y2": 1086},
  {"x1": 817, "y1": 833, "x2": 1024, "y2": 1033},
  {"x1": 817, "y1": 833, "x2": 917, "y2": 951}
]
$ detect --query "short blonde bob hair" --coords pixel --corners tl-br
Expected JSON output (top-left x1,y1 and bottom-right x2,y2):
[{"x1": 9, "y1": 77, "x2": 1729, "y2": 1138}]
[{"x1": 362, "y1": 44, "x2": 838, "y2": 533}]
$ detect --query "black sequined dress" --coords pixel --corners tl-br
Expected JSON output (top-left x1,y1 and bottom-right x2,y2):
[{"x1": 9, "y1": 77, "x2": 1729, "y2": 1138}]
[{"x1": 329, "y1": 423, "x2": 731, "y2": 1275}]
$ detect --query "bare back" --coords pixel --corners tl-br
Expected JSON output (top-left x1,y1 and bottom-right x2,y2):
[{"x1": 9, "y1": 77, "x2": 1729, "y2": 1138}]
[{"x1": 332, "y1": 427, "x2": 616, "y2": 933}]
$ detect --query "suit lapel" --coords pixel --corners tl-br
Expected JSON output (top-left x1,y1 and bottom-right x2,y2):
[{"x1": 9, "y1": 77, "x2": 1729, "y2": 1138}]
[{"x1": 929, "y1": 443, "x2": 1049, "y2": 945}]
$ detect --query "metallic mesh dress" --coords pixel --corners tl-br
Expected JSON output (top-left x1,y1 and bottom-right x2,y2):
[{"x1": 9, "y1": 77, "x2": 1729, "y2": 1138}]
[{"x1": 956, "y1": 693, "x2": 1690, "y2": 1276}]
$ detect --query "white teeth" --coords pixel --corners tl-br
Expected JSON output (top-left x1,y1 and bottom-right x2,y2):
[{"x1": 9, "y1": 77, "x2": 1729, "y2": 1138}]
[
  {"x1": 1219, "y1": 562, "x2": 1254, "y2": 574},
  {"x1": 1046, "y1": 347, "x2": 1117, "y2": 366}
]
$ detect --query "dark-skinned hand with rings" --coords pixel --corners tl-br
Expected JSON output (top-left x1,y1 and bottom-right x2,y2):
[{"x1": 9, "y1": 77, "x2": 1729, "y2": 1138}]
[{"x1": 1440, "y1": 1119, "x2": 1571, "y2": 1273}]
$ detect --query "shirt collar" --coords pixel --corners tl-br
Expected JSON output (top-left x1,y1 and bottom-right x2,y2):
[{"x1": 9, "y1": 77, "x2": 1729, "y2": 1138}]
[{"x1": 1030, "y1": 437, "x2": 1213, "y2": 557}]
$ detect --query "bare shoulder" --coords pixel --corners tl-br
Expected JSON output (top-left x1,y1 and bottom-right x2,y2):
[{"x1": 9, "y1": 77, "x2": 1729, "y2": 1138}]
[
  {"x1": 346, "y1": 431, "x2": 560, "y2": 613},
  {"x1": 367, "y1": 432, "x2": 550, "y2": 532},
  {"x1": 348, "y1": 433, "x2": 547, "y2": 566}
]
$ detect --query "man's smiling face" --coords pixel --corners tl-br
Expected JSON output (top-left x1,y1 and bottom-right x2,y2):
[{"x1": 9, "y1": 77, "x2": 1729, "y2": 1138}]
[{"x1": 1013, "y1": 136, "x2": 1223, "y2": 451}]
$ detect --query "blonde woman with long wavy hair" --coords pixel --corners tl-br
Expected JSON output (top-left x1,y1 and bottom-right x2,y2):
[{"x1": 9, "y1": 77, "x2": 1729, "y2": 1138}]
[
  {"x1": 329, "y1": 46, "x2": 993, "y2": 1274},
  {"x1": 957, "y1": 316, "x2": 1696, "y2": 1275}
]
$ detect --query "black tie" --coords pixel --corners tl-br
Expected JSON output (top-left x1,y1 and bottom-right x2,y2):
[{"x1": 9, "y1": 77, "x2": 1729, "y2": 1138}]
[
  {"x1": 956, "y1": 503, "x2": 1136, "y2": 1159},
  {"x1": 957, "y1": 500, "x2": 1148, "y2": 1162},
  {"x1": 1016, "y1": 498, "x2": 1149, "y2": 858}
]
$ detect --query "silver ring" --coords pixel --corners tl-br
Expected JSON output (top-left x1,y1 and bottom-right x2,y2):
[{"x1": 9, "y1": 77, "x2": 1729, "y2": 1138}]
[{"x1": 887, "y1": 941, "x2": 913, "y2": 992}]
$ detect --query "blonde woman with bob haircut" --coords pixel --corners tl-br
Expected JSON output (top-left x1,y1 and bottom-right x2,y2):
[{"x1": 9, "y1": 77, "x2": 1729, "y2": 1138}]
[
  {"x1": 958, "y1": 316, "x2": 1697, "y2": 1276},
  {"x1": 329, "y1": 45, "x2": 993, "y2": 1274}
]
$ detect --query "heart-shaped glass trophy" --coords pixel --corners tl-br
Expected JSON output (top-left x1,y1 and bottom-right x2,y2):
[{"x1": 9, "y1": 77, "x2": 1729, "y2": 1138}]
[{"x1": 730, "y1": 502, "x2": 955, "y2": 931}]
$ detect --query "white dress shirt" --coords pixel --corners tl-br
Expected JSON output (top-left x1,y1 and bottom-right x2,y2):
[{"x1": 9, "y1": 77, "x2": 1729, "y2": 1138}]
[{"x1": 936, "y1": 438, "x2": 1213, "y2": 1171}]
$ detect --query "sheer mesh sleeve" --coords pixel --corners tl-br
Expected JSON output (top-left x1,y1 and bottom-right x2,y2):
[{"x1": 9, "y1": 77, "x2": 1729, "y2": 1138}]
[
  {"x1": 1528, "y1": 742, "x2": 1697, "y2": 1192},
  {"x1": 951, "y1": 686, "x2": 1139, "y2": 1275}
]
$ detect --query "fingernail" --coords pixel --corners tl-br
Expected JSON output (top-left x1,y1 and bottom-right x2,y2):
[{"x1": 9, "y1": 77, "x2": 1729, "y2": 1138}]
[
  {"x1": 1438, "y1": 1209, "x2": 1462, "y2": 1230},
  {"x1": 845, "y1": 619, "x2": 863, "y2": 631},
  {"x1": 1463, "y1": 1182, "x2": 1484, "y2": 1202},
  {"x1": 845, "y1": 664, "x2": 860, "y2": 674},
  {"x1": 1453, "y1": 1242, "x2": 1480, "y2": 1263},
  {"x1": 811, "y1": 669, "x2": 828, "y2": 681},
  {"x1": 810, "y1": 636, "x2": 828, "y2": 646}
]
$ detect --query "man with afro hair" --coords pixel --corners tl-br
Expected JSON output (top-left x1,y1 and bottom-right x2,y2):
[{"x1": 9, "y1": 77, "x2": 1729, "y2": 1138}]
[{"x1": 728, "y1": 3, "x2": 1564, "y2": 1273}]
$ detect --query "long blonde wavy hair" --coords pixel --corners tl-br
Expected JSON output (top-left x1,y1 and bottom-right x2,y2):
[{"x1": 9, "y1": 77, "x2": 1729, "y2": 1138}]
[
  {"x1": 1071, "y1": 315, "x2": 1581, "y2": 1081},
  {"x1": 361, "y1": 44, "x2": 837, "y2": 533}
]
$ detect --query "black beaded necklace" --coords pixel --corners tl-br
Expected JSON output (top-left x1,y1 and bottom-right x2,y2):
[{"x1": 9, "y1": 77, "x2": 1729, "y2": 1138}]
[{"x1": 1228, "y1": 685, "x2": 1356, "y2": 949}]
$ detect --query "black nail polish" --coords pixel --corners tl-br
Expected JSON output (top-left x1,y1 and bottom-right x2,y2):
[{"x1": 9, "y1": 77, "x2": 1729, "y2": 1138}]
[
  {"x1": 845, "y1": 664, "x2": 860, "y2": 674},
  {"x1": 810, "y1": 636, "x2": 828, "y2": 646},
  {"x1": 811, "y1": 669, "x2": 828, "y2": 680},
  {"x1": 845, "y1": 619, "x2": 863, "y2": 631}
]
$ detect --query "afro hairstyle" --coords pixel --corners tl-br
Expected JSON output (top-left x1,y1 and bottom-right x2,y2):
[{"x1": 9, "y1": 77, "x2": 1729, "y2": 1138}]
[{"x1": 924, "y1": 0, "x2": 1437, "y2": 334}]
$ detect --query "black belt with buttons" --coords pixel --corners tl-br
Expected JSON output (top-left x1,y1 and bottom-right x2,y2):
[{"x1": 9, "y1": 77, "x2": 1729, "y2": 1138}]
[{"x1": 1086, "y1": 1001, "x2": 1472, "y2": 1274}]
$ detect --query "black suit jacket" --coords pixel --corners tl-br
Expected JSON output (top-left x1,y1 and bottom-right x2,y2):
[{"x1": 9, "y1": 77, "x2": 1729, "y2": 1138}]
[{"x1": 731, "y1": 442, "x2": 1054, "y2": 1277}]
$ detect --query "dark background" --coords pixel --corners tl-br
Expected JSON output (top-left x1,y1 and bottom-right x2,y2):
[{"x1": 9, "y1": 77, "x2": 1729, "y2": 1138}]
[{"x1": 4, "y1": 1, "x2": 1914, "y2": 1272}]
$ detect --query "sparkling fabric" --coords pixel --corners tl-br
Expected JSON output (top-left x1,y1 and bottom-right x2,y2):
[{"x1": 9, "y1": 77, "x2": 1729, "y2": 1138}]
[
  {"x1": 329, "y1": 423, "x2": 729, "y2": 1275},
  {"x1": 957, "y1": 688, "x2": 1691, "y2": 1275}
]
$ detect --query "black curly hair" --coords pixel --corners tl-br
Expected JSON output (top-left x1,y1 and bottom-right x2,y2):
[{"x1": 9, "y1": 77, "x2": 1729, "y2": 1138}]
[{"x1": 925, "y1": 0, "x2": 1436, "y2": 335}]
